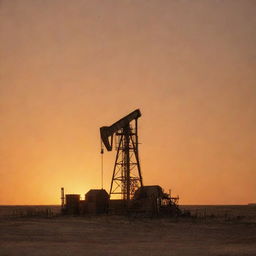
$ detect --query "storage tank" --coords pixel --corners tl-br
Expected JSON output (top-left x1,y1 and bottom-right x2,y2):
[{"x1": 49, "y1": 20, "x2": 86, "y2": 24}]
[{"x1": 65, "y1": 194, "x2": 80, "y2": 215}]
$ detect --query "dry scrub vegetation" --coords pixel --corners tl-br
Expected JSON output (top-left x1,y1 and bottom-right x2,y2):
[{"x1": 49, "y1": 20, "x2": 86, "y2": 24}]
[{"x1": 0, "y1": 206, "x2": 256, "y2": 256}]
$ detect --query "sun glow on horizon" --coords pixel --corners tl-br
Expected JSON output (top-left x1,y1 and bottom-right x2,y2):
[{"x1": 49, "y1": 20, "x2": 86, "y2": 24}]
[{"x1": 1, "y1": 0, "x2": 255, "y2": 205}]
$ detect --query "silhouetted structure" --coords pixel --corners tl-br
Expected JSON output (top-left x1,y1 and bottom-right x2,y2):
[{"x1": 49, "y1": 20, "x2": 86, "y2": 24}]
[
  {"x1": 100, "y1": 109, "x2": 143, "y2": 202},
  {"x1": 64, "y1": 194, "x2": 80, "y2": 215},
  {"x1": 61, "y1": 187, "x2": 65, "y2": 212},
  {"x1": 61, "y1": 109, "x2": 180, "y2": 217},
  {"x1": 85, "y1": 189, "x2": 109, "y2": 214},
  {"x1": 132, "y1": 185, "x2": 181, "y2": 216}
]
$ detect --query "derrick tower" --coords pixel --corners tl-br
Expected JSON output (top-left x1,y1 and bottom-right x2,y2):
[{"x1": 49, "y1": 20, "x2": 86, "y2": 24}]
[{"x1": 100, "y1": 109, "x2": 143, "y2": 201}]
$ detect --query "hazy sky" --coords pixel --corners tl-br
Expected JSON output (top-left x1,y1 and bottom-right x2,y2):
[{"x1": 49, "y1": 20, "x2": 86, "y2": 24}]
[{"x1": 0, "y1": 0, "x2": 255, "y2": 205}]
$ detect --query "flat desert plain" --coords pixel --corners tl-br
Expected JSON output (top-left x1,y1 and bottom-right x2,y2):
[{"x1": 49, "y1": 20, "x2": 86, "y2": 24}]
[{"x1": 0, "y1": 206, "x2": 256, "y2": 256}]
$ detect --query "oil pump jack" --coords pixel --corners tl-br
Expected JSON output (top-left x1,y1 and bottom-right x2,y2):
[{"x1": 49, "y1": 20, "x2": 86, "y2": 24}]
[
  {"x1": 61, "y1": 109, "x2": 181, "y2": 216},
  {"x1": 100, "y1": 109, "x2": 143, "y2": 202}
]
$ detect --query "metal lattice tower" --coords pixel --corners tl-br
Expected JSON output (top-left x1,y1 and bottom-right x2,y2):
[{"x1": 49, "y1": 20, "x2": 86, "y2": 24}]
[
  {"x1": 110, "y1": 120, "x2": 143, "y2": 201},
  {"x1": 100, "y1": 109, "x2": 143, "y2": 202}
]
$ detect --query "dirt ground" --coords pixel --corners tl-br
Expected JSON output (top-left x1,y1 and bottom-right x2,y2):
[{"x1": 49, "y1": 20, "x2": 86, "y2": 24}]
[{"x1": 0, "y1": 215, "x2": 255, "y2": 256}]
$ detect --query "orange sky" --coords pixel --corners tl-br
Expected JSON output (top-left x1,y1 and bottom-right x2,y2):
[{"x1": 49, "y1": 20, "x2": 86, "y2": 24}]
[{"x1": 0, "y1": 0, "x2": 255, "y2": 205}]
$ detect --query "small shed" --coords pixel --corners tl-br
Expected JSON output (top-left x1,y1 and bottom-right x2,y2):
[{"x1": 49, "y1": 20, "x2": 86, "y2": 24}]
[
  {"x1": 85, "y1": 189, "x2": 109, "y2": 214},
  {"x1": 132, "y1": 186, "x2": 164, "y2": 215},
  {"x1": 65, "y1": 194, "x2": 80, "y2": 215},
  {"x1": 133, "y1": 185, "x2": 164, "y2": 200}
]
